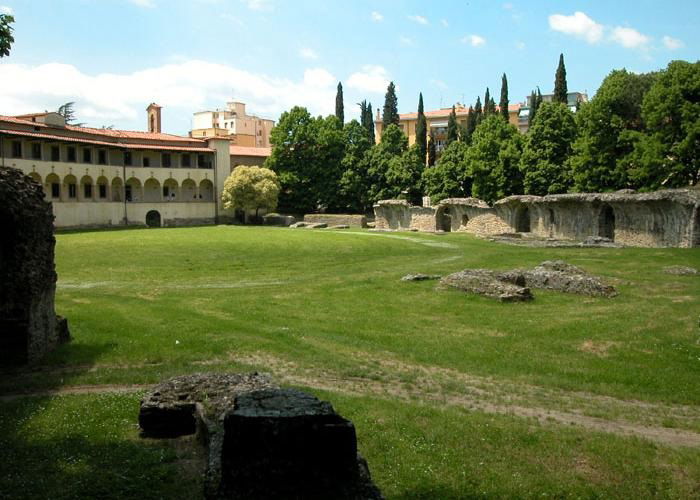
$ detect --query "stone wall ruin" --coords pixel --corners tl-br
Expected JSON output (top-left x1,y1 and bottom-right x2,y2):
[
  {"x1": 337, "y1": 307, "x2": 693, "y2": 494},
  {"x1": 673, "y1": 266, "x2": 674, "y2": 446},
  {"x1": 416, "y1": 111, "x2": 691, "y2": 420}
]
[
  {"x1": 0, "y1": 166, "x2": 69, "y2": 365},
  {"x1": 373, "y1": 189, "x2": 700, "y2": 248}
]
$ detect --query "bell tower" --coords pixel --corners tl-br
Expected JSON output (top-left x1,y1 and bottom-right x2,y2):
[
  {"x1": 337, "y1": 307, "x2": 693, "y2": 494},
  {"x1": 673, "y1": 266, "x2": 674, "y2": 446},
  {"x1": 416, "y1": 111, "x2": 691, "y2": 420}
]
[{"x1": 146, "y1": 103, "x2": 162, "y2": 133}]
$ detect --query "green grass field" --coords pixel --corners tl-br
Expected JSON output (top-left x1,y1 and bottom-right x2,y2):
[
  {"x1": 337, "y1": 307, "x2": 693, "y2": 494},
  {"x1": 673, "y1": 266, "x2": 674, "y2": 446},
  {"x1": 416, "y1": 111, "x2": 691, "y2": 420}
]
[{"x1": 2, "y1": 226, "x2": 700, "y2": 498}]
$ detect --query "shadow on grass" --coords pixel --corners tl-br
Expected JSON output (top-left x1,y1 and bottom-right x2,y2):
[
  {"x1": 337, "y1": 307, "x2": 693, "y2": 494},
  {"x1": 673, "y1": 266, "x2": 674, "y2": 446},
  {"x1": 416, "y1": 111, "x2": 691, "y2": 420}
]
[
  {"x1": 0, "y1": 395, "x2": 200, "y2": 500},
  {"x1": 0, "y1": 341, "x2": 116, "y2": 396}
]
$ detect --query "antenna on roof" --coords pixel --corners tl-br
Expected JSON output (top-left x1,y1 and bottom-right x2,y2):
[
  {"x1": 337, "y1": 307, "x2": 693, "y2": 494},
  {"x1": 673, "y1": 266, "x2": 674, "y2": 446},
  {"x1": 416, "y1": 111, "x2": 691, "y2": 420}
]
[{"x1": 439, "y1": 93, "x2": 443, "y2": 108}]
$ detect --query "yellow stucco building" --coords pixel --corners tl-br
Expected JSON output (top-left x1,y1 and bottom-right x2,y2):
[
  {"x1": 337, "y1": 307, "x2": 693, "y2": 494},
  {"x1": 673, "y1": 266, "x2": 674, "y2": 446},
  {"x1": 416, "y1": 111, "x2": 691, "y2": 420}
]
[
  {"x1": 1, "y1": 104, "x2": 270, "y2": 228},
  {"x1": 190, "y1": 101, "x2": 275, "y2": 148}
]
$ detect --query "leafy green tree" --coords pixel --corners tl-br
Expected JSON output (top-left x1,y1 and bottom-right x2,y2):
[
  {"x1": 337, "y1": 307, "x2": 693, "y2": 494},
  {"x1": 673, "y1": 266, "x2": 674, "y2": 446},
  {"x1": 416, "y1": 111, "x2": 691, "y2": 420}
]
[
  {"x1": 428, "y1": 130, "x2": 437, "y2": 166},
  {"x1": 483, "y1": 88, "x2": 492, "y2": 116},
  {"x1": 0, "y1": 13, "x2": 14, "y2": 58},
  {"x1": 335, "y1": 82, "x2": 344, "y2": 126},
  {"x1": 58, "y1": 102, "x2": 78, "y2": 125},
  {"x1": 337, "y1": 120, "x2": 373, "y2": 212},
  {"x1": 446, "y1": 105, "x2": 458, "y2": 146},
  {"x1": 554, "y1": 53, "x2": 568, "y2": 104},
  {"x1": 569, "y1": 69, "x2": 658, "y2": 191},
  {"x1": 627, "y1": 60, "x2": 700, "y2": 188},
  {"x1": 422, "y1": 140, "x2": 471, "y2": 203},
  {"x1": 365, "y1": 124, "x2": 422, "y2": 202},
  {"x1": 499, "y1": 73, "x2": 509, "y2": 122},
  {"x1": 528, "y1": 87, "x2": 542, "y2": 128},
  {"x1": 467, "y1": 115, "x2": 523, "y2": 203},
  {"x1": 520, "y1": 102, "x2": 577, "y2": 195},
  {"x1": 416, "y1": 93, "x2": 427, "y2": 165},
  {"x1": 265, "y1": 107, "x2": 344, "y2": 214},
  {"x1": 222, "y1": 166, "x2": 280, "y2": 219},
  {"x1": 382, "y1": 81, "x2": 399, "y2": 127}
]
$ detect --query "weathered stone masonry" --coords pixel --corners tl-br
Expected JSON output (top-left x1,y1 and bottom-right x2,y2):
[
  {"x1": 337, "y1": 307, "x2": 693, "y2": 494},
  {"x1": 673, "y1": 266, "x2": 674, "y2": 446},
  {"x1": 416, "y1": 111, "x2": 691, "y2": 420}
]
[
  {"x1": 0, "y1": 167, "x2": 69, "y2": 365},
  {"x1": 373, "y1": 189, "x2": 700, "y2": 248}
]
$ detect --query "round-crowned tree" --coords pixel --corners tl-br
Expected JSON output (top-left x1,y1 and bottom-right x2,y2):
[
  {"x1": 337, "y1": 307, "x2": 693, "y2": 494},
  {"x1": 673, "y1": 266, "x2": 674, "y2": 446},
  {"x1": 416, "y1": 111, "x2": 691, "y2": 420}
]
[{"x1": 222, "y1": 166, "x2": 281, "y2": 221}]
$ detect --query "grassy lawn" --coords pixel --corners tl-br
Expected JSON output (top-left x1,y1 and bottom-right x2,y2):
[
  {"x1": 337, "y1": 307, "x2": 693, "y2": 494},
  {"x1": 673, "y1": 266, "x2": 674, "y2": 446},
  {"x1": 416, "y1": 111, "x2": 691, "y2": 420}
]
[{"x1": 2, "y1": 225, "x2": 699, "y2": 498}]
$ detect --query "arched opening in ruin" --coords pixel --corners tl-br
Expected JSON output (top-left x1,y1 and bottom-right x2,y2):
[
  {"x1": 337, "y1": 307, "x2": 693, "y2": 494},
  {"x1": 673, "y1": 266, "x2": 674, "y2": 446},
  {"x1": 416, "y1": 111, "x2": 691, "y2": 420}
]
[
  {"x1": 692, "y1": 207, "x2": 700, "y2": 247},
  {"x1": 182, "y1": 179, "x2": 196, "y2": 201},
  {"x1": 435, "y1": 206, "x2": 452, "y2": 232},
  {"x1": 598, "y1": 205, "x2": 616, "y2": 240},
  {"x1": 515, "y1": 206, "x2": 530, "y2": 233},
  {"x1": 461, "y1": 214, "x2": 469, "y2": 229},
  {"x1": 111, "y1": 177, "x2": 123, "y2": 202},
  {"x1": 199, "y1": 179, "x2": 214, "y2": 201},
  {"x1": 548, "y1": 208, "x2": 555, "y2": 237},
  {"x1": 146, "y1": 210, "x2": 161, "y2": 228}
]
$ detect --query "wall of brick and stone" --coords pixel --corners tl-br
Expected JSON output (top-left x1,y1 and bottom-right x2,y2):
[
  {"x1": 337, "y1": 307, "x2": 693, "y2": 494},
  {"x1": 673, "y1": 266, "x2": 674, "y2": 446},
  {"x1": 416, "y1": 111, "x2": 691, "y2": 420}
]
[{"x1": 303, "y1": 214, "x2": 367, "y2": 227}]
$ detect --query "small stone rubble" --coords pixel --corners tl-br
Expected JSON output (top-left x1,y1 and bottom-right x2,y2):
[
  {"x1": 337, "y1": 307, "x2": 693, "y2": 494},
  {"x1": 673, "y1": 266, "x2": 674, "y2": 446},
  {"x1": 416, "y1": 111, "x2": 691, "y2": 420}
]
[
  {"x1": 437, "y1": 260, "x2": 617, "y2": 301},
  {"x1": 401, "y1": 273, "x2": 442, "y2": 281},
  {"x1": 139, "y1": 373, "x2": 383, "y2": 500},
  {"x1": 663, "y1": 266, "x2": 699, "y2": 275}
]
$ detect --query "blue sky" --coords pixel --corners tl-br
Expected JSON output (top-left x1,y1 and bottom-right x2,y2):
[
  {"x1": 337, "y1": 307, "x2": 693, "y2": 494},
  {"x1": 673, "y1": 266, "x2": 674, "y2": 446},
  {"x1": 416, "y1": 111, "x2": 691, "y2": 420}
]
[{"x1": 0, "y1": 0, "x2": 696, "y2": 134}]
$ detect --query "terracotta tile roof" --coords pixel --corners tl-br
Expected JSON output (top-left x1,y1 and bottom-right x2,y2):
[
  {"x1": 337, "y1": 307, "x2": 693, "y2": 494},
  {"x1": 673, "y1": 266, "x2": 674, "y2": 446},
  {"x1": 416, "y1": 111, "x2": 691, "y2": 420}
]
[
  {"x1": 387, "y1": 103, "x2": 523, "y2": 121},
  {"x1": 230, "y1": 145, "x2": 271, "y2": 157}
]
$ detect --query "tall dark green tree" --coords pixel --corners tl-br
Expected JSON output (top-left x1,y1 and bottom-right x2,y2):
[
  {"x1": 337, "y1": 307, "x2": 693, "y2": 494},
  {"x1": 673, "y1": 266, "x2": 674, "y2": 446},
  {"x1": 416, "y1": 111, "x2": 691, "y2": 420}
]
[
  {"x1": 554, "y1": 53, "x2": 568, "y2": 104},
  {"x1": 422, "y1": 141, "x2": 471, "y2": 203},
  {"x1": 520, "y1": 102, "x2": 577, "y2": 195},
  {"x1": 528, "y1": 87, "x2": 542, "y2": 128},
  {"x1": 382, "y1": 81, "x2": 399, "y2": 127},
  {"x1": 446, "y1": 105, "x2": 459, "y2": 146},
  {"x1": 0, "y1": 12, "x2": 14, "y2": 58},
  {"x1": 428, "y1": 130, "x2": 437, "y2": 166},
  {"x1": 483, "y1": 88, "x2": 492, "y2": 116},
  {"x1": 366, "y1": 103, "x2": 375, "y2": 144},
  {"x1": 499, "y1": 73, "x2": 509, "y2": 122},
  {"x1": 463, "y1": 106, "x2": 477, "y2": 144},
  {"x1": 474, "y1": 96, "x2": 483, "y2": 125},
  {"x1": 488, "y1": 97, "x2": 497, "y2": 115},
  {"x1": 337, "y1": 120, "x2": 373, "y2": 213},
  {"x1": 335, "y1": 82, "x2": 344, "y2": 126},
  {"x1": 416, "y1": 93, "x2": 427, "y2": 165}
]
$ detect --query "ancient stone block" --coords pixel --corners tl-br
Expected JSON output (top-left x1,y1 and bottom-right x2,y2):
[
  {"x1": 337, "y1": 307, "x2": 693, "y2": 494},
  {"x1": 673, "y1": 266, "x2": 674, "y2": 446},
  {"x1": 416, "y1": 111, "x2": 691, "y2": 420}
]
[
  {"x1": 663, "y1": 266, "x2": 699, "y2": 275},
  {"x1": 303, "y1": 213, "x2": 367, "y2": 227},
  {"x1": 0, "y1": 166, "x2": 69, "y2": 365},
  {"x1": 401, "y1": 274, "x2": 442, "y2": 281},
  {"x1": 440, "y1": 269, "x2": 533, "y2": 302}
]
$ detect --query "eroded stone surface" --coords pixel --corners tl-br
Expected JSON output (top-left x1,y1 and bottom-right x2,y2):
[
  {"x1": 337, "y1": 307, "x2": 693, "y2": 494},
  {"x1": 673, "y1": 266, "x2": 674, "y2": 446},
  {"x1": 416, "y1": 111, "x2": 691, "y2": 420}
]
[
  {"x1": 516, "y1": 260, "x2": 618, "y2": 298},
  {"x1": 401, "y1": 273, "x2": 442, "y2": 281},
  {"x1": 440, "y1": 269, "x2": 534, "y2": 302},
  {"x1": 663, "y1": 265, "x2": 699, "y2": 275},
  {"x1": 0, "y1": 166, "x2": 69, "y2": 365}
]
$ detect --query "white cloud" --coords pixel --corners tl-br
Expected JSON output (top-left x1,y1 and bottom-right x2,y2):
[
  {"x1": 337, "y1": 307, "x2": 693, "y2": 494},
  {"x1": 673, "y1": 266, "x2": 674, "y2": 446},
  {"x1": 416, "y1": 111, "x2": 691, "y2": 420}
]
[
  {"x1": 610, "y1": 26, "x2": 649, "y2": 49},
  {"x1": 299, "y1": 48, "x2": 318, "y2": 60},
  {"x1": 408, "y1": 14, "x2": 428, "y2": 25},
  {"x1": 461, "y1": 34, "x2": 486, "y2": 47},
  {"x1": 370, "y1": 11, "x2": 383, "y2": 22},
  {"x1": 503, "y1": 2, "x2": 513, "y2": 10},
  {"x1": 0, "y1": 61, "x2": 338, "y2": 130},
  {"x1": 399, "y1": 35, "x2": 414, "y2": 46},
  {"x1": 662, "y1": 35, "x2": 684, "y2": 50},
  {"x1": 347, "y1": 65, "x2": 390, "y2": 94},
  {"x1": 0, "y1": 5, "x2": 13, "y2": 14},
  {"x1": 515, "y1": 41, "x2": 526, "y2": 50},
  {"x1": 128, "y1": 0, "x2": 156, "y2": 7},
  {"x1": 440, "y1": 19, "x2": 448, "y2": 27},
  {"x1": 548, "y1": 11, "x2": 604, "y2": 44},
  {"x1": 430, "y1": 79, "x2": 448, "y2": 90},
  {"x1": 241, "y1": 0, "x2": 273, "y2": 12}
]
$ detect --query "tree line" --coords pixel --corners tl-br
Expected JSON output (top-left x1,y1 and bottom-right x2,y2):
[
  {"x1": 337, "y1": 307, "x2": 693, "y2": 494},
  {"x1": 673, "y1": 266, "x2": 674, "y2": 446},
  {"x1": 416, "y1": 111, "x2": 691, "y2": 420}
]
[{"x1": 265, "y1": 55, "x2": 699, "y2": 214}]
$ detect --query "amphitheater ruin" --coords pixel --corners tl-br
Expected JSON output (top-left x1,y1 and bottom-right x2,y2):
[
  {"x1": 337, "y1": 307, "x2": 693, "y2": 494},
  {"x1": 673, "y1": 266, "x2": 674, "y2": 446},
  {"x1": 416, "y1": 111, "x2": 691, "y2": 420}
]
[{"x1": 373, "y1": 189, "x2": 700, "y2": 248}]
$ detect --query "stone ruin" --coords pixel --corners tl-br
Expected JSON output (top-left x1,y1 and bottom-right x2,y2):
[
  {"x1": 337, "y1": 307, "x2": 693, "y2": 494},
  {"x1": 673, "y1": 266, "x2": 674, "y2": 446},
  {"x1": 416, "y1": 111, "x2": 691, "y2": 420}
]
[
  {"x1": 405, "y1": 260, "x2": 617, "y2": 302},
  {"x1": 139, "y1": 372, "x2": 383, "y2": 499},
  {"x1": 374, "y1": 188, "x2": 700, "y2": 248},
  {"x1": 0, "y1": 166, "x2": 69, "y2": 365}
]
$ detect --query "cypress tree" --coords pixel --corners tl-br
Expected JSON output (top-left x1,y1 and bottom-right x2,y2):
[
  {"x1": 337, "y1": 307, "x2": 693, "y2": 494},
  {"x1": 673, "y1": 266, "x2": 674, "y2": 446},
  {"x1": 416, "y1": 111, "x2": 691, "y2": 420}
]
[
  {"x1": 366, "y1": 102, "x2": 375, "y2": 144},
  {"x1": 483, "y1": 88, "x2": 491, "y2": 116},
  {"x1": 554, "y1": 53, "x2": 568, "y2": 104},
  {"x1": 428, "y1": 130, "x2": 437, "y2": 166},
  {"x1": 446, "y1": 105, "x2": 458, "y2": 145},
  {"x1": 528, "y1": 88, "x2": 543, "y2": 127},
  {"x1": 499, "y1": 73, "x2": 509, "y2": 122},
  {"x1": 416, "y1": 93, "x2": 427, "y2": 165},
  {"x1": 335, "y1": 82, "x2": 344, "y2": 126},
  {"x1": 382, "y1": 81, "x2": 399, "y2": 127},
  {"x1": 488, "y1": 97, "x2": 497, "y2": 115},
  {"x1": 464, "y1": 106, "x2": 476, "y2": 143},
  {"x1": 474, "y1": 96, "x2": 483, "y2": 125}
]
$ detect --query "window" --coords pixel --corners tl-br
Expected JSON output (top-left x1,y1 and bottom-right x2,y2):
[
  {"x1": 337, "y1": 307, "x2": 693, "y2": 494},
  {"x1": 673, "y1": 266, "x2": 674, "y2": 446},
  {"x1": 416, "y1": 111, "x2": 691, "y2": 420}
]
[
  {"x1": 181, "y1": 154, "x2": 191, "y2": 167},
  {"x1": 143, "y1": 157, "x2": 150, "y2": 167},
  {"x1": 67, "y1": 146, "x2": 77, "y2": 162},
  {"x1": 124, "y1": 151, "x2": 132, "y2": 166},
  {"x1": 82, "y1": 148, "x2": 92, "y2": 163},
  {"x1": 162, "y1": 153, "x2": 171, "y2": 168},
  {"x1": 125, "y1": 184, "x2": 132, "y2": 202},
  {"x1": 99, "y1": 184, "x2": 107, "y2": 199},
  {"x1": 51, "y1": 183, "x2": 60, "y2": 198},
  {"x1": 98, "y1": 150, "x2": 107, "y2": 165},
  {"x1": 31, "y1": 143, "x2": 41, "y2": 160},
  {"x1": 51, "y1": 146, "x2": 60, "y2": 162},
  {"x1": 198, "y1": 154, "x2": 211, "y2": 168},
  {"x1": 68, "y1": 183, "x2": 77, "y2": 198},
  {"x1": 163, "y1": 186, "x2": 170, "y2": 198},
  {"x1": 11, "y1": 141, "x2": 22, "y2": 158},
  {"x1": 84, "y1": 183, "x2": 92, "y2": 199}
]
